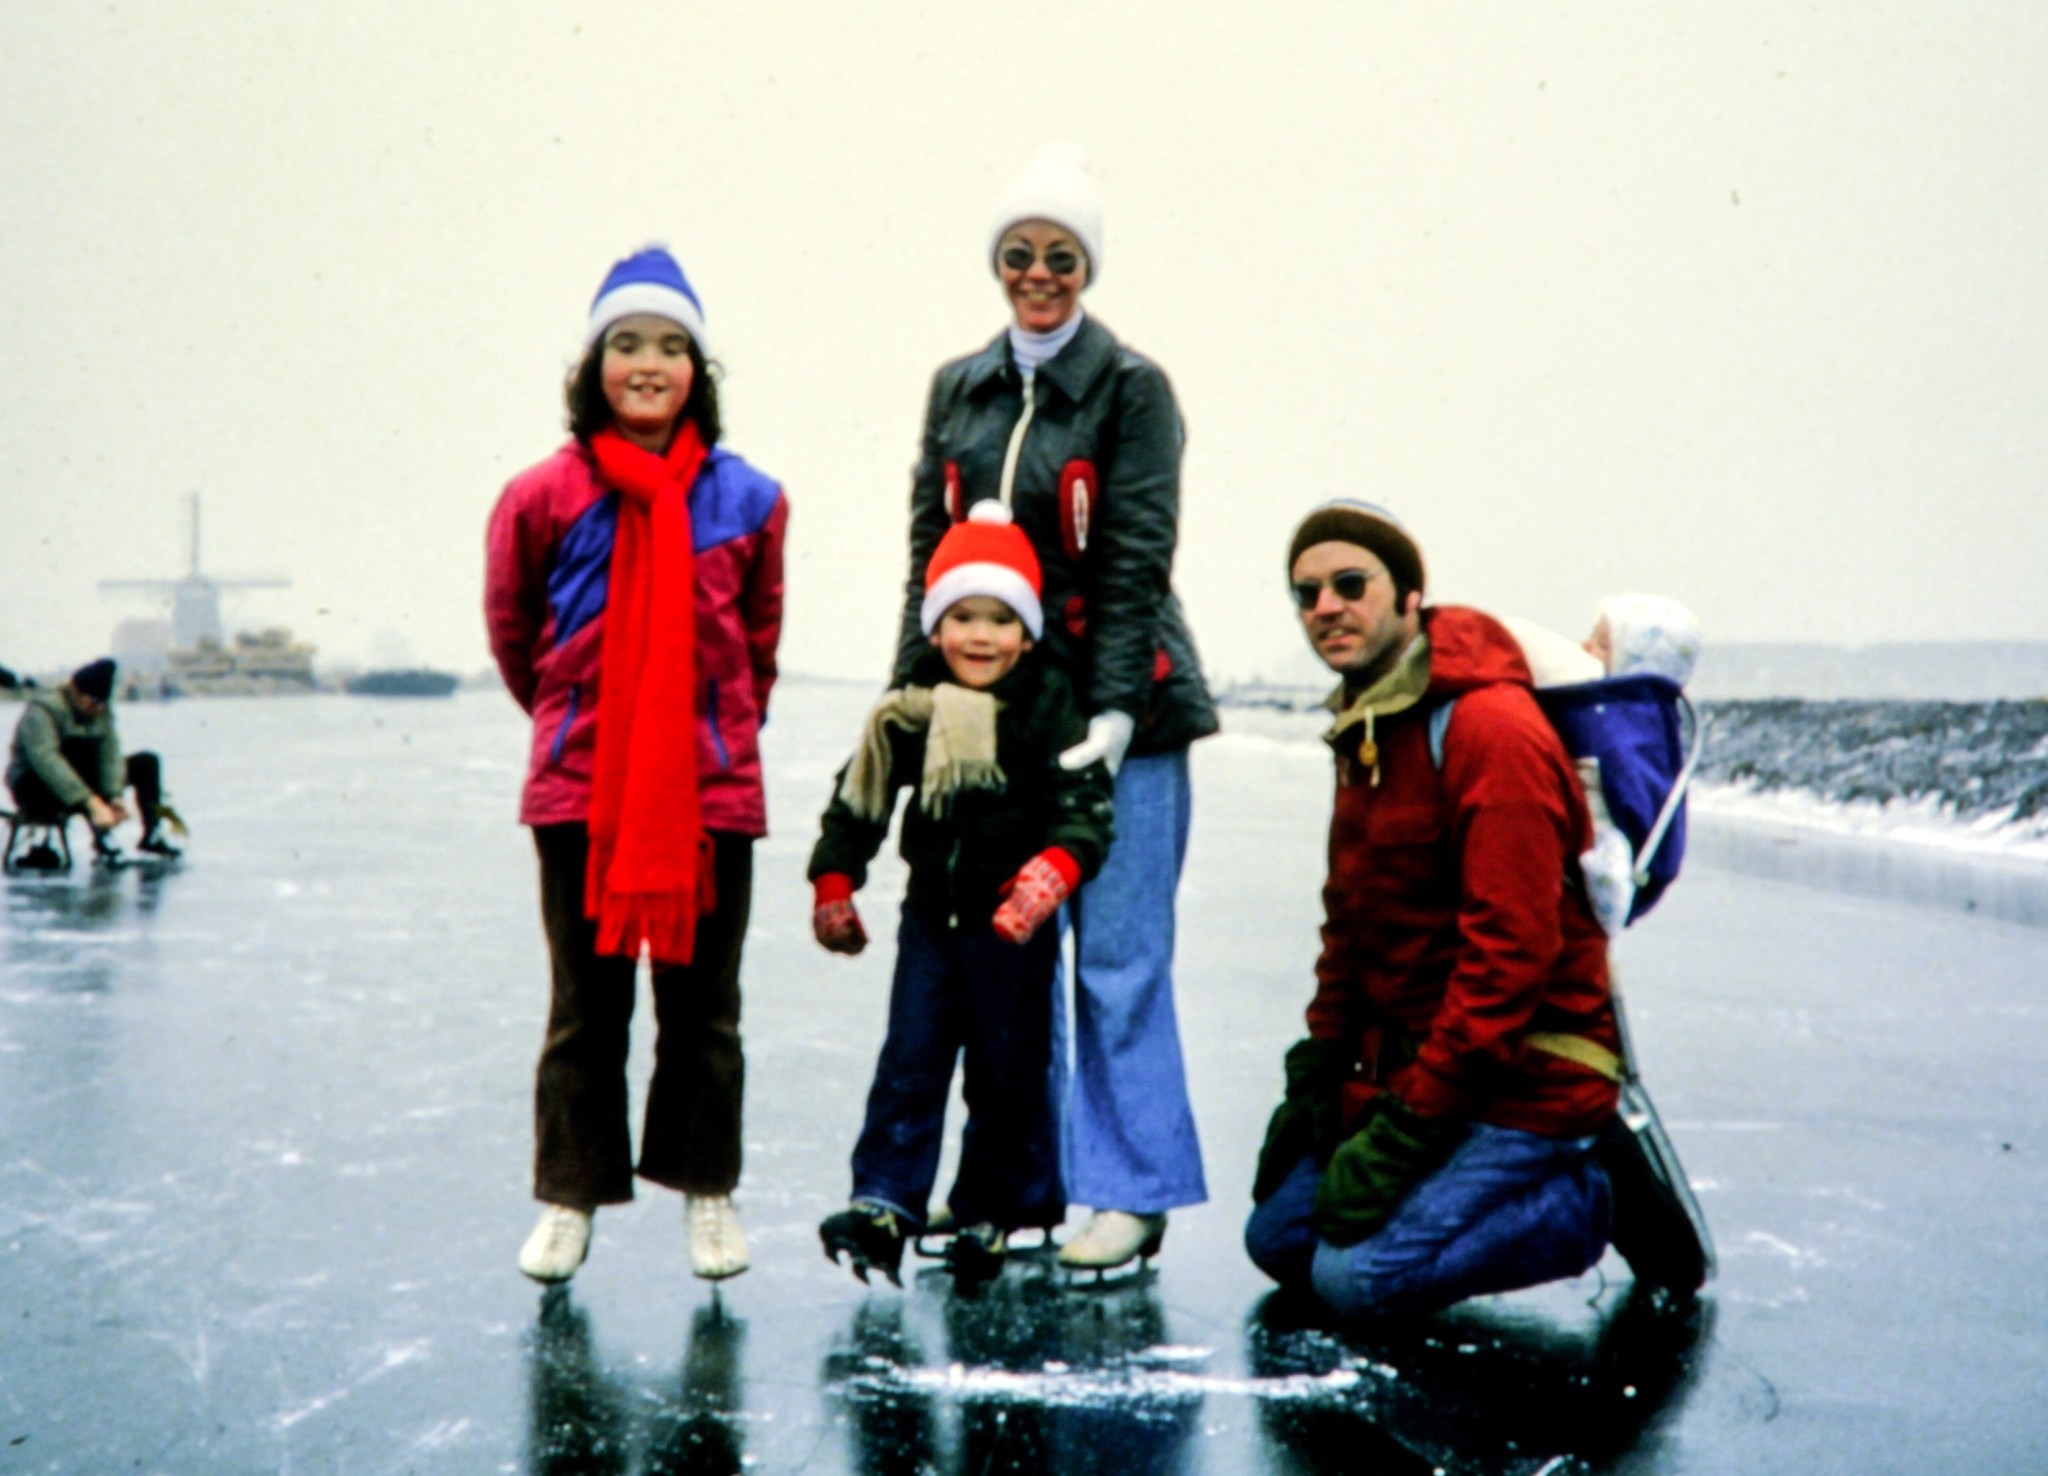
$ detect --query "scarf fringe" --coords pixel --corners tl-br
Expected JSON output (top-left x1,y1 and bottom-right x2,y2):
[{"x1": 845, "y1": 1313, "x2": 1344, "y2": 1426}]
[
  {"x1": 595, "y1": 892, "x2": 698, "y2": 965},
  {"x1": 585, "y1": 833, "x2": 717, "y2": 966},
  {"x1": 840, "y1": 683, "x2": 1005, "y2": 823},
  {"x1": 920, "y1": 755, "x2": 1005, "y2": 817}
]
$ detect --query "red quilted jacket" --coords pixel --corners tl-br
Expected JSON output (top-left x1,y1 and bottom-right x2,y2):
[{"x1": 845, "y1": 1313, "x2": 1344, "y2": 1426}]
[
  {"x1": 484, "y1": 440, "x2": 787, "y2": 836},
  {"x1": 1307, "y1": 605, "x2": 1620, "y2": 1138}
]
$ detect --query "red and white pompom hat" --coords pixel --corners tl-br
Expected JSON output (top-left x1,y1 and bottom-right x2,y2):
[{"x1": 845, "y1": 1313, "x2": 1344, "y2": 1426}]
[{"x1": 921, "y1": 502, "x2": 1045, "y2": 639}]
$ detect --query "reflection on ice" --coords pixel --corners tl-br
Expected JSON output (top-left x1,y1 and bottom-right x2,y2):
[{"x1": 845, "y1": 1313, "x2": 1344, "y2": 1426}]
[
  {"x1": 1690, "y1": 813, "x2": 2048, "y2": 928},
  {"x1": 1248, "y1": 1281, "x2": 1717, "y2": 1474},
  {"x1": 527, "y1": 1290, "x2": 747, "y2": 1476},
  {"x1": 824, "y1": 1262, "x2": 1203, "y2": 1475}
]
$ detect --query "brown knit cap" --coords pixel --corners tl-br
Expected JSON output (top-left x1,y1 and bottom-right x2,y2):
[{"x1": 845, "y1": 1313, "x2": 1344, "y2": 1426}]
[{"x1": 1285, "y1": 500, "x2": 1425, "y2": 599}]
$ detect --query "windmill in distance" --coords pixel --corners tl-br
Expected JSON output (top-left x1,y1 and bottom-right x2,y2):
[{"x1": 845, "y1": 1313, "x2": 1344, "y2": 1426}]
[{"x1": 99, "y1": 493, "x2": 314, "y2": 693}]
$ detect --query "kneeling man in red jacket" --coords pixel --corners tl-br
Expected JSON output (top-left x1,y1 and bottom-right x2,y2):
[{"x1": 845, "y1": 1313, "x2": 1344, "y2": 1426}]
[{"x1": 1245, "y1": 500, "x2": 1625, "y2": 1317}]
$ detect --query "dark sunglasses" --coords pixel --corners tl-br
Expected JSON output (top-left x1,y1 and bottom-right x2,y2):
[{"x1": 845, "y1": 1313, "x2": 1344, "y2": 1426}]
[
  {"x1": 1000, "y1": 242, "x2": 1084, "y2": 276},
  {"x1": 1290, "y1": 568, "x2": 1382, "y2": 610}
]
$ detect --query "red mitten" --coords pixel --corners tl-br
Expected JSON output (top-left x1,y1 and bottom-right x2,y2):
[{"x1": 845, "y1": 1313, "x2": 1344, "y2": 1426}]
[
  {"x1": 991, "y1": 848, "x2": 1081, "y2": 944},
  {"x1": 813, "y1": 874, "x2": 867, "y2": 955}
]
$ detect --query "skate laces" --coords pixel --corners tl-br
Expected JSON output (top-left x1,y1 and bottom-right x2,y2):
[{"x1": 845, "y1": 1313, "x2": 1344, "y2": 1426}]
[
  {"x1": 849, "y1": 1199, "x2": 902, "y2": 1235},
  {"x1": 538, "y1": 1205, "x2": 587, "y2": 1245}
]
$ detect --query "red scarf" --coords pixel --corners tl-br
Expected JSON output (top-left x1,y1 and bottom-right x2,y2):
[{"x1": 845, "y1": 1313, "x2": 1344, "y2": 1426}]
[{"x1": 584, "y1": 423, "x2": 712, "y2": 963}]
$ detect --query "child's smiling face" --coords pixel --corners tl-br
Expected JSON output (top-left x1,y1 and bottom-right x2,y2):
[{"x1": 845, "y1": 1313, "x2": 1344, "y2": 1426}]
[
  {"x1": 600, "y1": 314, "x2": 696, "y2": 448},
  {"x1": 933, "y1": 596, "x2": 1031, "y2": 689}
]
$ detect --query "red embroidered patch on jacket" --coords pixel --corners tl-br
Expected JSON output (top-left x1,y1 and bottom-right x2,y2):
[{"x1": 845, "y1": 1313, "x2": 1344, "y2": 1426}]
[{"x1": 1057, "y1": 459, "x2": 1097, "y2": 560}]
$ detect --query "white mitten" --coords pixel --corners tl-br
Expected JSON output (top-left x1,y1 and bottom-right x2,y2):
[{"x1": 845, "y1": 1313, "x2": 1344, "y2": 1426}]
[
  {"x1": 1058, "y1": 710, "x2": 1135, "y2": 776},
  {"x1": 1580, "y1": 823, "x2": 1636, "y2": 938}
]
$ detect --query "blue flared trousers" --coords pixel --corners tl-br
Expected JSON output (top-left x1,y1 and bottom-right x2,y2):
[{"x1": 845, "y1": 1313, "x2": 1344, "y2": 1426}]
[
  {"x1": 1244, "y1": 1124, "x2": 1611, "y2": 1318},
  {"x1": 1052, "y1": 749, "x2": 1208, "y2": 1213}
]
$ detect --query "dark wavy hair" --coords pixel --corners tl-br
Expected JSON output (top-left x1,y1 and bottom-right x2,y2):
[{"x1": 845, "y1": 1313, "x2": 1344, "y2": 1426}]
[{"x1": 565, "y1": 331, "x2": 722, "y2": 448}]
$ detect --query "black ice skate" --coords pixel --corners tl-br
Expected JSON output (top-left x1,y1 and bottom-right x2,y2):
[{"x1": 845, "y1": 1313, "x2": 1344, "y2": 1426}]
[
  {"x1": 912, "y1": 1203, "x2": 958, "y2": 1259},
  {"x1": 945, "y1": 1223, "x2": 1008, "y2": 1288},
  {"x1": 1597, "y1": 1082, "x2": 1714, "y2": 1296},
  {"x1": 820, "y1": 1200, "x2": 906, "y2": 1287},
  {"x1": 1598, "y1": 988, "x2": 1715, "y2": 1296},
  {"x1": 138, "y1": 826, "x2": 183, "y2": 859}
]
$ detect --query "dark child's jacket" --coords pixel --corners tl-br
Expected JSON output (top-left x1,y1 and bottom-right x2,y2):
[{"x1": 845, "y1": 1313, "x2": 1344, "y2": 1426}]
[{"x1": 809, "y1": 649, "x2": 1116, "y2": 929}]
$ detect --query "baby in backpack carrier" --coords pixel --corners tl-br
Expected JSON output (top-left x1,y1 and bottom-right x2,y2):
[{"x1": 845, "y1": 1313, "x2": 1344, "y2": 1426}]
[
  {"x1": 1502, "y1": 594, "x2": 1702, "y2": 936},
  {"x1": 1584, "y1": 594, "x2": 1702, "y2": 688}
]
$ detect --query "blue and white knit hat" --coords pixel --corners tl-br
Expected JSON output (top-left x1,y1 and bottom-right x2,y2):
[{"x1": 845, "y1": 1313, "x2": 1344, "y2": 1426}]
[{"x1": 585, "y1": 245, "x2": 708, "y2": 353}]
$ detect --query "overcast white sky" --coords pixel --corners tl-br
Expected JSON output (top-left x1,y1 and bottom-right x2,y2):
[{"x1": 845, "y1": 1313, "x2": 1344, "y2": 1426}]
[{"x1": 3, "y1": 3, "x2": 2044, "y2": 685}]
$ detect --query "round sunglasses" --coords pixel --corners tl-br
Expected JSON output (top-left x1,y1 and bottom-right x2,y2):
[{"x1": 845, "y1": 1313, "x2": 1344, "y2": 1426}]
[
  {"x1": 1290, "y1": 568, "x2": 1383, "y2": 610},
  {"x1": 1000, "y1": 243, "x2": 1084, "y2": 277}
]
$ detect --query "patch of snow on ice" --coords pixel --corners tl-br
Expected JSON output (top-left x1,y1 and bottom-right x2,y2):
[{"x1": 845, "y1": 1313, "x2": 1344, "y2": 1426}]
[
  {"x1": 859, "y1": 1361, "x2": 1363, "y2": 1406},
  {"x1": 1695, "y1": 782, "x2": 2048, "y2": 863}
]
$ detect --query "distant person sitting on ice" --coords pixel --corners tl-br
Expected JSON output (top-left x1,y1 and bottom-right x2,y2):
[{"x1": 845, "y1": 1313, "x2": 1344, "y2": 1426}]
[
  {"x1": 6, "y1": 657, "x2": 185, "y2": 867},
  {"x1": 810, "y1": 503, "x2": 1116, "y2": 1287},
  {"x1": 485, "y1": 245, "x2": 788, "y2": 1286},
  {"x1": 1246, "y1": 501, "x2": 1703, "y2": 1318},
  {"x1": 1500, "y1": 594, "x2": 1703, "y2": 935}
]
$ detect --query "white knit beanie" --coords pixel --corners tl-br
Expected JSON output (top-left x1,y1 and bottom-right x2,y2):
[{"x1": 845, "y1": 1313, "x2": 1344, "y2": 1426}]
[
  {"x1": 988, "y1": 145, "x2": 1105, "y2": 286},
  {"x1": 1598, "y1": 594, "x2": 1703, "y2": 686}
]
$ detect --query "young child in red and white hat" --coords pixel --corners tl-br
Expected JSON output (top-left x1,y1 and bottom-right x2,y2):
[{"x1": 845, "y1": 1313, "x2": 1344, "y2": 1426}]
[{"x1": 809, "y1": 502, "x2": 1116, "y2": 1287}]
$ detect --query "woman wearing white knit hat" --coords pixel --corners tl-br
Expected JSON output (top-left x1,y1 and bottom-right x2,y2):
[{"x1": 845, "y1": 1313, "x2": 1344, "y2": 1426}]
[{"x1": 889, "y1": 146, "x2": 1219, "y2": 1271}]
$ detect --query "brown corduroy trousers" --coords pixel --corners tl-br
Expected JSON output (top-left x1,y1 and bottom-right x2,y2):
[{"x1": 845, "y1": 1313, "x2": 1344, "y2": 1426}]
[{"x1": 531, "y1": 823, "x2": 754, "y2": 1208}]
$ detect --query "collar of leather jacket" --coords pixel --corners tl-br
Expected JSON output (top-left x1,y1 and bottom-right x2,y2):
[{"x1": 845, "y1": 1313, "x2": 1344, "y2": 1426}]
[{"x1": 960, "y1": 313, "x2": 1118, "y2": 405}]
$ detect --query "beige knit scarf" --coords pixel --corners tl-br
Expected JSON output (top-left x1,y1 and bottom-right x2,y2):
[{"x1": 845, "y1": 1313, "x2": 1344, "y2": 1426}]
[{"x1": 839, "y1": 683, "x2": 1005, "y2": 822}]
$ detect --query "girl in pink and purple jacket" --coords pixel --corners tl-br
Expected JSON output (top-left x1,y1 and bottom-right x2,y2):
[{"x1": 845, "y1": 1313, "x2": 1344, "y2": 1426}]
[{"x1": 485, "y1": 246, "x2": 787, "y2": 1286}]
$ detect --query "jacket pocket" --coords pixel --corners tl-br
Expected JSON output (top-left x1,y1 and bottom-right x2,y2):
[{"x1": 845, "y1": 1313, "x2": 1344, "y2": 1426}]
[
  {"x1": 704, "y1": 679, "x2": 731, "y2": 770},
  {"x1": 548, "y1": 682, "x2": 581, "y2": 765},
  {"x1": 1368, "y1": 806, "x2": 1448, "y2": 894}
]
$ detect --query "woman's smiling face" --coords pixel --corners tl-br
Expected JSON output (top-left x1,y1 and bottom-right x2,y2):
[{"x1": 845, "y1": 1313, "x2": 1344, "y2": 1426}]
[{"x1": 997, "y1": 220, "x2": 1088, "y2": 334}]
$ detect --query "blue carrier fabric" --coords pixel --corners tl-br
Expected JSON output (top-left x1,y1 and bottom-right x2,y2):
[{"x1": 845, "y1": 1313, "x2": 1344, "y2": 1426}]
[
  {"x1": 1537, "y1": 674, "x2": 1692, "y2": 924},
  {"x1": 1428, "y1": 672, "x2": 1697, "y2": 927}
]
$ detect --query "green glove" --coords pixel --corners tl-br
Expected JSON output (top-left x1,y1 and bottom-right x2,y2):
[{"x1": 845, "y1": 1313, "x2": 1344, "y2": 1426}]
[
  {"x1": 1311, "y1": 1095, "x2": 1470, "y2": 1248},
  {"x1": 1251, "y1": 1037, "x2": 1350, "y2": 1203}
]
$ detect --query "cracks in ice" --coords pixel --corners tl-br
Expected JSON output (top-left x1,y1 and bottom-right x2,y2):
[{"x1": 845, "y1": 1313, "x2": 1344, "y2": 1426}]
[{"x1": 272, "y1": 1339, "x2": 432, "y2": 1431}]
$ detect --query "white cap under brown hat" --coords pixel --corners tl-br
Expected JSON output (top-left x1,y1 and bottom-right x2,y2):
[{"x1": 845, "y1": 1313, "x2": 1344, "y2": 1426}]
[{"x1": 1286, "y1": 499, "x2": 1426, "y2": 598}]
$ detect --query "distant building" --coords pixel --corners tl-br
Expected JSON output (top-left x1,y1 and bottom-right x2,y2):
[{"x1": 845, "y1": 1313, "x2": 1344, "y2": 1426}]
[
  {"x1": 165, "y1": 628, "x2": 317, "y2": 695},
  {"x1": 101, "y1": 494, "x2": 315, "y2": 697}
]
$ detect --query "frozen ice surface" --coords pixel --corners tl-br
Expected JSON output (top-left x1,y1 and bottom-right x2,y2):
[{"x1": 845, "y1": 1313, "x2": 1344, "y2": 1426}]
[{"x1": 4, "y1": 687, "x2": 2047, "y2": 1473}]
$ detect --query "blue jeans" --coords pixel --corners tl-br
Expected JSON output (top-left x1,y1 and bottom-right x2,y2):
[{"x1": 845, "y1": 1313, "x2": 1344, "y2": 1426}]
[
  {"x1": 1051, "y1": 748, "x2": 1207, "y2": 1214},
  {"x1": 1244, "y1": 1125, "x2": 1611, "y2": 1318},
  {"x1": 849, "y1": 906, "x2": 1064, "y2": 1230}
]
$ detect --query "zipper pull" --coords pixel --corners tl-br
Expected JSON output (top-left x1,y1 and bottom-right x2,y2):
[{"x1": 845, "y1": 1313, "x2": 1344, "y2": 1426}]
[{"x1": 997, "y1": 373, "x2": 1038, "y2": 510}]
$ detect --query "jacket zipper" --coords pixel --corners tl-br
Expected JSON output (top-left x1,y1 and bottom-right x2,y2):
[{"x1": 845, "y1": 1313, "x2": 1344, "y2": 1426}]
[
  {"x1": 548, "y1": 682, "x2": 580, "y2": 764},
  {"x1": 946, "y1": 833, "x2": 963, "y2": 930},
  {"x1": 997, "y1": 373, "x2": 1038, "y2": 510},
  {"x1": 705, "y1": 679, "x2": 731, "y2": 770}
]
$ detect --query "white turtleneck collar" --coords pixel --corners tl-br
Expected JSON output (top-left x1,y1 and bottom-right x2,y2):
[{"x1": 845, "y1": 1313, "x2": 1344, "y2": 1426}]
[{"x1": 1007, "y1": 307, "x2": 1086, "y2": 380}]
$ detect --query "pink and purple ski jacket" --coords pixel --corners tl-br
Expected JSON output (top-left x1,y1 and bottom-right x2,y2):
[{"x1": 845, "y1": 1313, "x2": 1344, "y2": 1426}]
[{"x1": 485, "y1": 439, "x2": 788, "y2": 836}]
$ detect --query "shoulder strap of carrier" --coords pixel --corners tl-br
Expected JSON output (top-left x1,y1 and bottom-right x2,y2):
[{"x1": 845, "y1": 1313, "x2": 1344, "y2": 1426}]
[{"x1": 1427, "y1": 697, "x2": 1457, "y2": 771}]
